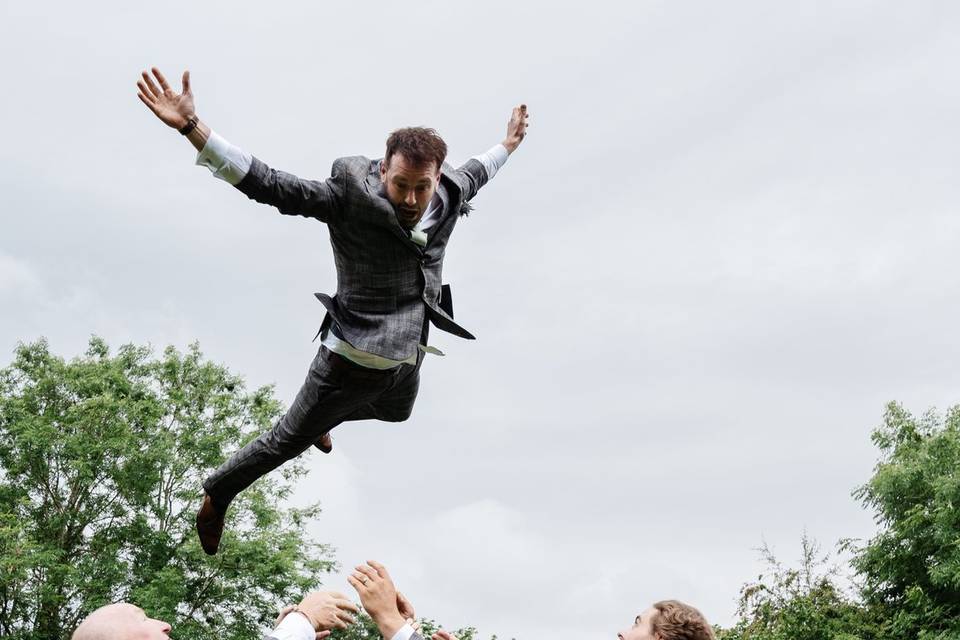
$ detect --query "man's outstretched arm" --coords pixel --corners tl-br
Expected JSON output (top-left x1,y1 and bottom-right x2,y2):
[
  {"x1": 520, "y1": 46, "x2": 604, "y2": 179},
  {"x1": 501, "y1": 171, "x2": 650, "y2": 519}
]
[
  {"x1": 453, "y1": 104, "x2": 530, "y2": 203},
  {"x1": 136, "y1": 67, "x2": 343, "y2": 222}
]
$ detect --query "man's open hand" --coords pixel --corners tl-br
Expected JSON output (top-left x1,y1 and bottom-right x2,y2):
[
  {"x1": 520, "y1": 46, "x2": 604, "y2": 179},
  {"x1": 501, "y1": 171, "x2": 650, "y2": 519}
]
[
  {"x1": 274, "y1": 604, "x2": 337, "y2": 640},
  {"x1": 502, "y1": 104, "x2": 529, "y2": 154},
  {"x1": 136, "y1": 67, "x2": 195, "y2": 130},
  {"x1": 348, "y1": 560, "x2": 407, "y2": 640},
  {"x1": 293, "y1": 591, "x2": 359, "y2": 634}
]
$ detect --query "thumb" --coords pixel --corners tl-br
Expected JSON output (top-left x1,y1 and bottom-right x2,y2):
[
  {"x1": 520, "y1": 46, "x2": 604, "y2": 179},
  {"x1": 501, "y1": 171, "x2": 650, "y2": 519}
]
[{"x1": 182, "y1": 69, "x2": 191, "y2": 95}]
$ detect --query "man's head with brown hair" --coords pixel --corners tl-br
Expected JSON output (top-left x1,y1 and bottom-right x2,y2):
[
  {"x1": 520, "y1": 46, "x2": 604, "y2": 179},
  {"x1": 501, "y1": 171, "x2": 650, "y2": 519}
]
[
  {"x1": 618, "y1": 600, "x2": 714, "y2": 640},
  {"x1": 384, "y1": 127, "x2": 448, "y2": 173},
  {"x1": 71, "y1": 603, "x2": 171, "y2": 640},
  {"x1": 379, "y1": 127, "x2": 448, "y2": 228}
]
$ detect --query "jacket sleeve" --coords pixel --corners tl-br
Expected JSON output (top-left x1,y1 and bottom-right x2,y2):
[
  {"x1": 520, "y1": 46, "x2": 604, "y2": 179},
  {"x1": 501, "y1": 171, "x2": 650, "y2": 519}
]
[
  {"x1": 234, "y1": 156, "x2": 348, "y2": 223},
  {"x1": 448, "y1": 158, "x2": 490, "y2": 204}
]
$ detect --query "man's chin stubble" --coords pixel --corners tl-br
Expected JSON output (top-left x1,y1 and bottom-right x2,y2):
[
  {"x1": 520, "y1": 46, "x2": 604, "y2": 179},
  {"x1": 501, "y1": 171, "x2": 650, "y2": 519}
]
[{"x1": 398, "y1": 210, "x2": 420, "y2": 227}]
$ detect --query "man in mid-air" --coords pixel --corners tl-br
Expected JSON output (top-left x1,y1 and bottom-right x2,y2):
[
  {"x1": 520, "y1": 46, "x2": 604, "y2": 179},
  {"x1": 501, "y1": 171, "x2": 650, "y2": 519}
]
[{"x1": 137, "y1": 67, "x2": 529, "y2": 555}]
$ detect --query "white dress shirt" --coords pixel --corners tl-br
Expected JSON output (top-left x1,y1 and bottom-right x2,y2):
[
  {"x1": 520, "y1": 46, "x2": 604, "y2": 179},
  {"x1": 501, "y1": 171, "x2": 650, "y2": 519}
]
[
  {"x1": 269, "y1": 612, "x2": 416, "y2": 640},
  {"x1": 269, "y1": 611, "x2": 315, "y2": 640},
  {"x1": 390, "y1": 623, "x2": 416, "y2": 640},
  {"x1": 196, "y1": 133, "x2": 509, "y2": 369}
]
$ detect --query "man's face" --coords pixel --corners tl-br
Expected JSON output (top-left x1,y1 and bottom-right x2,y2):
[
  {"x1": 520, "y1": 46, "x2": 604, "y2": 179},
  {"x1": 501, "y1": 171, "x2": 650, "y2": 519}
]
[
  {"x1": 618, "y1": 607, "x2": 659, "y2": 640},
  {"x1": 123, "y1": 605, "x2": 171, "y2": 639},
  {"x1": 379, "y1": 152, "x2": 441, "y2": 228}
]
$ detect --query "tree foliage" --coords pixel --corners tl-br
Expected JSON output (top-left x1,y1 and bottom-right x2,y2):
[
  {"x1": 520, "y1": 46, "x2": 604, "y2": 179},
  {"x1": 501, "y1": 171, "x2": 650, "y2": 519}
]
[
  {"x1": 0, "y1": 337, "x2": 334, "y2": 640},
  {"x1": 717, "y1": 535, "x2": 878, "y2": 640},
  {"x1": 852, "y1": 402, "x2": 960, "y2": 639},
  {"x1": 719, "y1": 401, "x2": 960, "y2": 640}
]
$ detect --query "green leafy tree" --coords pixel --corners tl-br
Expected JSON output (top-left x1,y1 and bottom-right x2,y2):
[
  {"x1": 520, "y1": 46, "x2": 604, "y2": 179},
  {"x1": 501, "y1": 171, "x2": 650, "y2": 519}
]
[
  {"x1": 717, "y1": 534, "x2": 879, "y2": 640},
  {"x1": 852, "y1": 402, "x2": 960, "y2": 640},
  {"x1": 0, "y1": 337, "x2": 334, "y2": 640}
]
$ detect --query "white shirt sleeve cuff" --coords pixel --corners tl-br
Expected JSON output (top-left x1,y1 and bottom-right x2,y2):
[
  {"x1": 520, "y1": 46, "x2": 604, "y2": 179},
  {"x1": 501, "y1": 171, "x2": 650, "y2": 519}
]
[
  {"x1": 389, "y1": 622, "x2": 416, "y2": 640},
  {"x1": 269, "y1": 611, "x2": 316, "y2": 640},
  {"x1": 470, "y1": 143, "x2": 509, "y2": 180},
  {"x1": 195, "y1": 130, "x2": 253, "y2": 185}
]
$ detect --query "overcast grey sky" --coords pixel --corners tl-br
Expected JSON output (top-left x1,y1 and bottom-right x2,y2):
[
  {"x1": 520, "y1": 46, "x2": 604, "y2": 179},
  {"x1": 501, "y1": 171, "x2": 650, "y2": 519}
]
[{"x1": 3, "y1": 0, "x2": 960, "y2": 637}]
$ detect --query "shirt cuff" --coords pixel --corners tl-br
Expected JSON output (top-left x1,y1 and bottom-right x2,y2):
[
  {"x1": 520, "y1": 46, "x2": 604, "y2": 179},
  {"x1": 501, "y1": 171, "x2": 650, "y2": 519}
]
[
  {"x1": 471, "y1": 143, "x2": 509, "y2": 180},
  {"x1": 269, "y1": 611, "x2": 316, "y2": 640},
  {"x1": 389, "y1": 622, "x2": 416, "y2": 640},
  {"x1": 195, "y1": 130, "x2": 253, "y2": 185}
]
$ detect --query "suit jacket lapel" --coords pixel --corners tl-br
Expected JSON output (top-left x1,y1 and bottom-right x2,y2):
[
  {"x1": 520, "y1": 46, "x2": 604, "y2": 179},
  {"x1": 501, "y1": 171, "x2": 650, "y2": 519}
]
[
  {"x1": 424, "y1": 184, "x2": 451, "y2": 246},
  {"x1": 425, "y1": 169, "x2": 466, "y2": 247}
]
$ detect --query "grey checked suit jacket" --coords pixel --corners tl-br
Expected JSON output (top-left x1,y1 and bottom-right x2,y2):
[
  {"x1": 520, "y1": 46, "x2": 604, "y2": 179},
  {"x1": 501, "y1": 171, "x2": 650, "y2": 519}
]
[{"x1": 234, "y1": 154, "x2": 491, "y2": 361}]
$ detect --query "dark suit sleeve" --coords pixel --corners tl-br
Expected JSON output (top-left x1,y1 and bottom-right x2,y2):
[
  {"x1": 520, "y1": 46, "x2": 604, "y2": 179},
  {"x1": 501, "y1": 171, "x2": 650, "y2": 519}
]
[
  {"x1": 449, "y1": 158, "x2": 490, "y2": 203},
  {"x1": 234, "y1": 156, "x2": 348, "y2": 223}
]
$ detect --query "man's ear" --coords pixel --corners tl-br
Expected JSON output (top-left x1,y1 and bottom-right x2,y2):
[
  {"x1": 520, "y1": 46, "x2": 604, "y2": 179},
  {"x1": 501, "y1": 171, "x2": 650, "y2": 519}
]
[{"x1": 379, "y1": 159, "x2": 387, "y2": 182}]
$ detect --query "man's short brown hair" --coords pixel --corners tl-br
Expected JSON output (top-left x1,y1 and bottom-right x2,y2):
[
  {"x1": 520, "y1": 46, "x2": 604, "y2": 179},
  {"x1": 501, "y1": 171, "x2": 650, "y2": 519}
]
[
  {"x1": 651, "y1": 600, "x2": 714, "y2": 640},
  {"x1": 385, "y1": 127, "x2": 448, "y2": 171}
]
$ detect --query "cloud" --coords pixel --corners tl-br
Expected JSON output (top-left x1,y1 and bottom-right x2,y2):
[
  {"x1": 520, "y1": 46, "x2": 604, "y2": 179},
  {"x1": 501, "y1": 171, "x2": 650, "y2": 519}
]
[{"x1": 0, "y1": 253, "x2": 41, "y2": 295}]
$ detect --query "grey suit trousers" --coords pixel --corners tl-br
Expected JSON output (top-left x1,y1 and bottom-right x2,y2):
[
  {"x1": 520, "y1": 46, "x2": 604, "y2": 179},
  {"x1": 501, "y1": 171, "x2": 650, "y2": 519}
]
[{"x1": 203, "y1": 345, "x2": 422, "y2": 508}]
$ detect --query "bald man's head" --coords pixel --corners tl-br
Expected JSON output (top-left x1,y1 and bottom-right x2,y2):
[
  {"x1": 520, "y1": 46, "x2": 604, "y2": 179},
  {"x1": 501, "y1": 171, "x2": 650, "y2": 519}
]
[{"x1": 72, "y1": 603, "x2": 171, "y2": 640}]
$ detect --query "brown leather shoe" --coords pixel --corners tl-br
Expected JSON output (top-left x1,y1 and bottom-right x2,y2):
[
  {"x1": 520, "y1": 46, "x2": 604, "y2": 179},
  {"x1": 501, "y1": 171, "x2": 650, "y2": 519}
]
[
  {"x1": 196, "y1": 494, "x2": 225, "y2": 556},
  {"x1": 313, "y1": 432, "x2": 333, "y2": 454}
]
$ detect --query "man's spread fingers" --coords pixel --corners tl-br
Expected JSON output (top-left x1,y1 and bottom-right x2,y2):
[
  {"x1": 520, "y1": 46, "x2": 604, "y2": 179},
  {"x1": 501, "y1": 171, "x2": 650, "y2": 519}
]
[
  {"x1": 349, "y1": 571, "x2": 368, "y2": 585},
  {"x1": 136, "y1": 90, "x2": 154, "y2": 108},
  {"x1": 136, "y1": 83, "x2": 153, "y2": 102},
  {"x1": 152, "y1": 67, "x2": 171, "y2": 92},
  {"x1": 137, "y1": 93, "x2": 161, "y2": 117},
  {"x1": 147, "y1": 67, "x2": 166, "y2": 95},
  {"x1": 141, "y1": 72, "x2": 162, "y2": 98},
  {"x1": 356, "y1": 564, "x2": 378, "y2": 580},
  {"x1": 136, "y1": 83, "x2": 153, "y2": 104},
  {"x1": 337, "y1": 598, "x2": 360, "y2": 613},
  {"x1": 352, "y1": 568, "x2": 373, "y2": 581},
  {"x1": 347, "y1": 575, "x2": 365, "y2": 591},
  {"x1": 367, "y1": 560, "x2": 390, "y2": 578}
]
